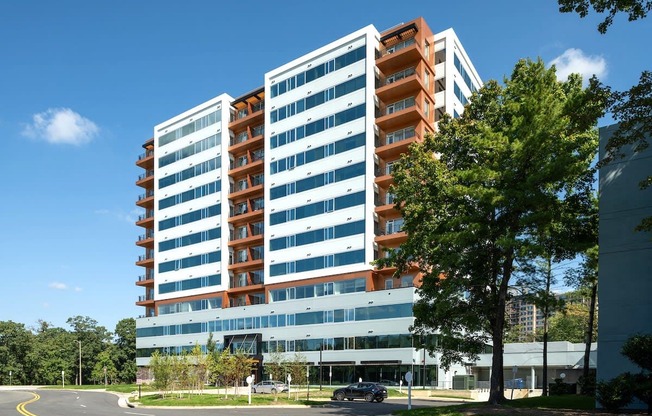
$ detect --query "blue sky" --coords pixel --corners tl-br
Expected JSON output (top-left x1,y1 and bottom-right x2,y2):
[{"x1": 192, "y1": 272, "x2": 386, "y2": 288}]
[{"x1": 0, "y1": 1, "x2": 649, "y2": 333}]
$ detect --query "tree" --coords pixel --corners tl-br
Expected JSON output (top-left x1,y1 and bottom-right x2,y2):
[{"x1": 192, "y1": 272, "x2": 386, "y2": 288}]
[
  {"x1": 91, "y1": 349, "x2": 117, "y2": 385},
  {"x1": 559, "y1": 2, "x2": 652, "y2": 231},
  {"x1": 377, "y1": 59, "x2": 607, "y2": 404},
  {"x1": 286, "y1": 353, "x2": 308, "y2": 400},
  {"x1": 0, "y1": 321, "x2": 34, "y2": 385},
  {"x1": 519, "y1": 257, "x2": 566, "y2": 396},
  {"x1": 565, "y1": 246, "x2": 599, "y2": 383},
  {"x1": 113, "y1": 318, "x2": 136, "y2": 383},
  {"x1": 548, "y1": 302, "x2": 597, "y2": 343},
  {"x1": 264, "y1": 347, "x2": 287, "y2": 401},
  {"x1": 621, "y1": 334, "x2": 652, "y2": 411},
  {"x1": 149, "y1": 351, "x2": 173, "y2": 398},
  {"x1": 67, "y1": 316, "x2": 111, "y2": 385},
  {"x1": 557, "y1": 0, "x2": 652, "y2": 33}
]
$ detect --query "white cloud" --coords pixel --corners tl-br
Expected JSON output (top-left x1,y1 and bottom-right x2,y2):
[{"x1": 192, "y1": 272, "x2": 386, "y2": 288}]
[
  {"x1": 74, "y1": 287, "x2": 83, "y2": 292},
  {"x1": 550, "y1": 48, "x2": 607, "y2": 83},
  {"x1": 22, "y1": 108, "x2": 99, "y2": 145},
  {"x1": 49, "y1": 282, "x2": 68, "y2": 290}
]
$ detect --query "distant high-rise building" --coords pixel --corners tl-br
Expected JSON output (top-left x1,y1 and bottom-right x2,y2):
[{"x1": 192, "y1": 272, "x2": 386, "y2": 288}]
[{"x1": 134, "y1": 17, "x2": 481, "y2": 387}]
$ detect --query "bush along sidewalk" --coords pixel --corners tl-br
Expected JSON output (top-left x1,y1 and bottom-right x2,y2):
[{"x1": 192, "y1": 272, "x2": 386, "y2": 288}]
[{"x1": 596, "y1": 334, "x2": 652, "y2": 413}]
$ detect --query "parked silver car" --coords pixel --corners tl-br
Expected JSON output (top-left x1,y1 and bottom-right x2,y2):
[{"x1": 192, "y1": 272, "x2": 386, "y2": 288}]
[{"x1": 252, "y1": 380, "x2": 287, "y2": 394}]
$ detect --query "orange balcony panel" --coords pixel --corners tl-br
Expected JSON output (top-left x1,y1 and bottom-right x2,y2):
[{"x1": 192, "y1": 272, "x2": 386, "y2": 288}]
[
  {"x1": 376, "y1": 106, "x2": 424, "y2": 132},
  {"x1": 375, "y1": 231, "x2": 408, "y2": 246},
  {"x1": 135, "y1": 236, "x2": 154, "y2": 248},
  {"x1": 376, "y1": 43, "x2": 424, "y2": 75},
  {"x1": 375, "y1": 137, "x2": 418, "y2": 160},
  {"x1": 229, "y1": 209, "x2": 264, "y2": 226},
  {"x1": 136, "y1": 175, "x2": 154, "y2": 189},
  {"x1": 374, "y1": 173, "x2": 394, "y2": 189},
  {"x1": 228, "y1": 259, "x2": 264, "y2": 273},
  {"x1": 136, "y1": 195, "x2": 154, "y2": 209},
  {"x1": 136, "y1": 154, "x2": 154, "y2": 170},
  {"x1": 136, "y1": 278, "x2": 154, "y2": 287},
  {"x1": 136, "y1": 216, "x2": 154, "y2": 228},
  {"x1": 229, "y1": 184, "x2": 263, "y2": 200},
  {"x1": 227, "y1": 283, "x2": 265, "y2": 295},
  {"x1": 229, "y1": 159, "x2": 264, "y2": 177},
  {"x1": 136, "y1": 257, "x2": 154, "y2": 268},
  {"x1": 375, "y1": 203, "x2": 398, "y2": 217},
  {"x1": 229, "y1": 234, "x2": 264, "y2": 249},
  {"x1": 376, "y1": 75, "x2": 426, "y2": 104},
  {"x1": 136, "y1": 298, "x2": 155, "y2": 307},
  {"x1": 229, "y1": 134, "x2": 263, "y2": 153},
  {"x1": 229, "y1": 110, "x2": 264, "y2": 132}
]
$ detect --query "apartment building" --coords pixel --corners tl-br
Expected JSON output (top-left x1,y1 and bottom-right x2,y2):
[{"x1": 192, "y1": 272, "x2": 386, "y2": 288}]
[{"x1": 135, "y1": 17, "x2": 481, "y2": 388}]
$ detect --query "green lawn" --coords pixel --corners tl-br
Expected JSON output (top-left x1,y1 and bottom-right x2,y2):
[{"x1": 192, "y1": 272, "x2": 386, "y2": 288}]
[{"x1": 393, "y1": 395, "x2": 596, "y2": 416}]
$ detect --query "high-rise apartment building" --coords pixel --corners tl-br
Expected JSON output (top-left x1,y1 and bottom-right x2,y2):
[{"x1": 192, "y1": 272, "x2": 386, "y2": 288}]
[{"x1": 135, "y1": 17, "x2": 481, "y2": 388}]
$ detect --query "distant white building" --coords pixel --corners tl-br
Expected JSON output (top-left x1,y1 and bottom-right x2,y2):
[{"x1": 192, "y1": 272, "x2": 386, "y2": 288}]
[{"x1": 471, "y1": 341, "x2": 596, "y2": 390}]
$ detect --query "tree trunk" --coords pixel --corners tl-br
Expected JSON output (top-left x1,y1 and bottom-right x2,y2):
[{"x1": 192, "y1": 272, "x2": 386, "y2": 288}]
[
  {"x1": 489, "y1": 332, "x2": 505, "y2": 404},
  {"x1": 542, "y1": 258, "x2": 551, "y2": 397},
  {"x1": 583, "y1": 282, "x2": 597, "y2": 381},
  {"x1": 488, "y1": 256, "x2": 511, "y2": 405}
]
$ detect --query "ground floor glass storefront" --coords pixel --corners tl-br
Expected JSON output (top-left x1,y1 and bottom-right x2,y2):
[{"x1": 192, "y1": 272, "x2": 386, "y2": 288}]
[{"x1": 262, "y1": 363, "x2": 438, "y2": 388}]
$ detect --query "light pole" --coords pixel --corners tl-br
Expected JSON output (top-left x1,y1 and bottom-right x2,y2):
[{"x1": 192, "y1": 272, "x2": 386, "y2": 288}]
[
  {"x1": 78, "y1": 340, "x2": 82, "y2": 386},
  {"x1": 9, "y1": 371, "x2": 12, "y2": 386}
]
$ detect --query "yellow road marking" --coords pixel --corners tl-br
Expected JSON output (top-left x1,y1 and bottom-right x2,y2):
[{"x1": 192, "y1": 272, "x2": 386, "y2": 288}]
[{"x1": 16, "y1": 392, "x2": 40, "y2": 416}]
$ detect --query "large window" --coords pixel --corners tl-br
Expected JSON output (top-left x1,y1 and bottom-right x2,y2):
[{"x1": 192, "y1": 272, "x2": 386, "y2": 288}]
[
  {"x1": 270, "y1": 46, "x2": 366, "y2": 98},
  {"x1": 159, "y1": 110, "x2": 221, "y2": 147}
]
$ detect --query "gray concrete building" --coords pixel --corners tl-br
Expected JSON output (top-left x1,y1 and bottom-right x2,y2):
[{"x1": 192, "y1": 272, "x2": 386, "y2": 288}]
[{"x1": 598, "y1": 124, "x2": 652, "y2": 409}]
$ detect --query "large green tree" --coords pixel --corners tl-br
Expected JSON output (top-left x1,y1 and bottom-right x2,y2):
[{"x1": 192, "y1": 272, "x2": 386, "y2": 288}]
[
  {"x1": 0, "y1": 321, "x2": 34, "y2": 385},
  {"x1": 67, "y1": 316, "x2": 111, "y2": 385},
  {"x1": 557, "y1": 0, "x2": 651, "y2": 33},
  {"x1": 113, "y1": 318, "x2": 136, "y2": 383},
  {"x1": 378, "y1": 59, "x2": 607, "y2": 404},
  {"x1": 558, "y1": 1, "x2": 652, "y2": 231}
]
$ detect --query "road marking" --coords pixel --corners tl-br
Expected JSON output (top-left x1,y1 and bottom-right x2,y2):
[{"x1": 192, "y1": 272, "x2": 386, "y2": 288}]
[
  {"x1": 124, "y1": 412, "x2": 156, "y2": 416},
  {"x1": 16, "y1": 392, "x2": 40, "y2": 416}
]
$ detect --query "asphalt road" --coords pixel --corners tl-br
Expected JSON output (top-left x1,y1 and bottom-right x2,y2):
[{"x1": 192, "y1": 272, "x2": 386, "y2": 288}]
[{"x1": 0, "y1": 388, "x2": 462, "y2": 416}]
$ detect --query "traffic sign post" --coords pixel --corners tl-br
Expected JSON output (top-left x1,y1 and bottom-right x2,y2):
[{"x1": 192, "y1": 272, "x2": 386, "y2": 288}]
[
  {"x1": 405, "y1": 371, "x2": 413, "y2": 410},
  {"x1": 246, "y1": 375, "x2": 253, "y2": 404}
]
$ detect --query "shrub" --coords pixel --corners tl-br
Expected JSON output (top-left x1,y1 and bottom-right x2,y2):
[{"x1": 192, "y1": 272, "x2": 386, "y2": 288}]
[
  {"x1": 596, "y1": 373, "x2": 634, "y2": 413},
  {"x1": 578, "y1": 373, "x2": 596, "y2": 396}
]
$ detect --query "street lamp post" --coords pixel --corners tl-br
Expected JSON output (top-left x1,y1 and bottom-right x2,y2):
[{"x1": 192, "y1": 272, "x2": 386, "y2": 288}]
[{"x1": 78, "y1": 340, "x2": 82, "y2": 386}]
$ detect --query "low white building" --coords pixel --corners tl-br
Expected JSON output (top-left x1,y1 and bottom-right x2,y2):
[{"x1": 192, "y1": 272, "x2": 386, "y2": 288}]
[{"x1": 471, "y1": 341, "x2": 596, "y2": 390}]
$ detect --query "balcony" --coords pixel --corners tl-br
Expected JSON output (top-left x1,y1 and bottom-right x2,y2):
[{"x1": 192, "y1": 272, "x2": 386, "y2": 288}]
[
  {"x1": 136, "y1": 293, "x2": 155, "y2": 306},
  {"x1": 376, "y1": 97, "x2": 425, "y2": 132},
  {"x1": 229, "y1": 126, "x2": 264, "y2": 153},
  {"x1": 136, "y1": 190, "x2": 155, "y2": 208},
  {"x1": 136, "y1": 272, "x2": 155, "y2": 286},
  {"x1": 136, "y1": 149, "x2": 154, "y2": 169},
  {"x1": 136, "y1": 210, "x2": 154, "y2": 228},
  {"x1": 376, "y1": 36, "x2": 426, "y2": 75},
  {"x1": 136, "y1": 253, "x2": 154, "y2": 267},
  {"x1": 375, "y1": 128, "x2": 421, "y2": 160},
  {"x1": 229, "y1": 105, "x2": 264, "y2": 132},
  {"x1": 136, "y1": 170, "x2": 154, "y2": 188},
  {"x1": 376, "y1": 68, "x2": 428, "y2": 104},
  {"x1": 136, "y1": 231, "x2": 154, "y2": 247}
]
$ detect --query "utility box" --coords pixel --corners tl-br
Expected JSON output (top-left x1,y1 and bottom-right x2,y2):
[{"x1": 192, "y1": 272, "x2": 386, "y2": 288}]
[{"x1": 452, "y1": 375, "x2": 475, "y2": 390}]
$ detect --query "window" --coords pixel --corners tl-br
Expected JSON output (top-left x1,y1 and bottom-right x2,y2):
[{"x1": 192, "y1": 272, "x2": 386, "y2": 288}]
[{"x1": 385, "y1": 279, "x2": 394, "y2": 289}]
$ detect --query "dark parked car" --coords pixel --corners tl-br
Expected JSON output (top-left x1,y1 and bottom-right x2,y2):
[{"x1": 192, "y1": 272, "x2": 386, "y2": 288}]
[{"x1": 331, "y1": 382, "x2": 388, "y2": 402}]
